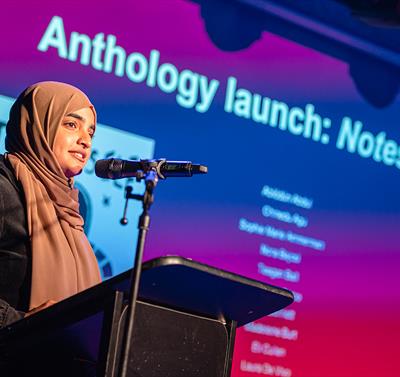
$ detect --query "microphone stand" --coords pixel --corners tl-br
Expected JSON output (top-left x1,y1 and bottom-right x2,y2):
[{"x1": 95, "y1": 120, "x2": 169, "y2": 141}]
[{"x1": 118, "y1": 168, "x2": 158, "y2": 377}]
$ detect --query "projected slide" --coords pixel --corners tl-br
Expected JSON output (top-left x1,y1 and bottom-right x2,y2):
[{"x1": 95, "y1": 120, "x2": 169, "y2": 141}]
[{"x1": 1, "y1": 1, "x2": 400, "y2": 376}]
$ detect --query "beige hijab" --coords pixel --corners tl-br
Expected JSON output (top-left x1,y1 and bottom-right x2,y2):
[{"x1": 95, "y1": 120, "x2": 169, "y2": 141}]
[{"x1": 5, "y1": 81, "x2": 101, "y2": 309}]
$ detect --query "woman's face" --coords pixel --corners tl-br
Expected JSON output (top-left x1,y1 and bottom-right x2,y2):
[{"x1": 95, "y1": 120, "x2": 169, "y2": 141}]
[{"x1": 53, "y1": 107, "x2": 95, "y2": 178}]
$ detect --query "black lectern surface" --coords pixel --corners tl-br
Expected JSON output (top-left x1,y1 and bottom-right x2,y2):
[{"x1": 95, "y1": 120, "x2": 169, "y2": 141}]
[
  {"x1": 120, "y1": 256, "x2": 293, "y2": 326},
  {"x1": 0, "y1": 256, "x2": 293, "y2": 377}
]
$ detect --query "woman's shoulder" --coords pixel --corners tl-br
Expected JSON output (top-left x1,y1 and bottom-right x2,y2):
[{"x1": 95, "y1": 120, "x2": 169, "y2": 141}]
[
  {"x1": 0, "y1": 154, "x2": 19, "y2": 191},
  {"x1": 0, "y1": 155, "x2": 25, "y2": 213},
  {"x1": 0, "y1": 154, "x2": 27, "y2": 239}
]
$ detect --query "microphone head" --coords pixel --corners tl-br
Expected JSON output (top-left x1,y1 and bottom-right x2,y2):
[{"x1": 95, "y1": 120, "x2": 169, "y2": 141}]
[
  {"x1": 95, "y1": 158, "x2": 123, "y2": 179},
  {"x1": 94, "y1": 159, "x2": 110, "y2": 178}
]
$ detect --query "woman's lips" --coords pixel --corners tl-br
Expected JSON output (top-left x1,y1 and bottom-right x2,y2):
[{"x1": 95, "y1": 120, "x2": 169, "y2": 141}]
[{"x1": 70, "y1": 151, "x2": 86, "y2": 162}]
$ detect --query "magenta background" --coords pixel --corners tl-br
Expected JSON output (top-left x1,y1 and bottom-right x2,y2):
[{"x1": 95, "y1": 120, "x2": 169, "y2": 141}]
[{"x1": 2, "y1": 1, "x2": 400, "y2": 376}]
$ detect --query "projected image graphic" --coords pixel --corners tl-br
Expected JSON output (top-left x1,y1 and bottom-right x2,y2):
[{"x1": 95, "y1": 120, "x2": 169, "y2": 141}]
[{"x1": 1, "y1": 1, "x2": 400, "y2": 376}]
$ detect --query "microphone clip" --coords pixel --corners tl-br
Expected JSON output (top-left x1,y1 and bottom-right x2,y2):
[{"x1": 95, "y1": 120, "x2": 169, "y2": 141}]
[
  {"x1": 139, "y1": 158, "x2": 167, "y2": 180},
  {"x1": 120, "y1": 167, "x2": 159, "y2": 226}
]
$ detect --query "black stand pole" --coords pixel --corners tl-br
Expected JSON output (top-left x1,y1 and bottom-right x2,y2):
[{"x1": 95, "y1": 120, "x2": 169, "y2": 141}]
[{"x1": 118, "y1": 169, "x2": 158, "y2": 377}]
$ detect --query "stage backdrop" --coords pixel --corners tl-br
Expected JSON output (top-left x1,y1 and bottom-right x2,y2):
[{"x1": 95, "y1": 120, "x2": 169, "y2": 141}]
[{"x1": 1, "y1": 1, "x2": 400, "y2": 376}]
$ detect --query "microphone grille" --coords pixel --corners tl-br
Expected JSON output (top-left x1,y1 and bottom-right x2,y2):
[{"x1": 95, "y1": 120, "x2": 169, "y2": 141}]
[
  {"x1": 95, "y1": 159, "x2": 124, "y2": 179},
  {"x1": 95, "y1": 159, "x2": 111, "y2": 178}
]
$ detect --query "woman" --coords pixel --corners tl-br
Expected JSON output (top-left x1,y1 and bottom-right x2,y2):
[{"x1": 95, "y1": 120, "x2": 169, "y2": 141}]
[{"x1": 0, "y1": 81, "x2": 101, "y2": 327}]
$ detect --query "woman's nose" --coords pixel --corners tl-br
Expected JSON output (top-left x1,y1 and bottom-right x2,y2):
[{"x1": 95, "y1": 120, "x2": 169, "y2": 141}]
[{"x1": 78, "y1": 131, "x2": 92, "y2": 148}]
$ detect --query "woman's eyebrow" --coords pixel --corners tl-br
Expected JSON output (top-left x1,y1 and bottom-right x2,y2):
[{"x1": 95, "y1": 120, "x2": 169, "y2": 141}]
[{"x1": 66, "y1": 112, "x2": 85, "y2": 121}]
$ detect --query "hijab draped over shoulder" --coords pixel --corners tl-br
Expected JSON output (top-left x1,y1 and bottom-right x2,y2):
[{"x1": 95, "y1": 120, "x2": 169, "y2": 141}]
[{"x1": 5, "y1": 81, "x2": 101, "y2": 309}]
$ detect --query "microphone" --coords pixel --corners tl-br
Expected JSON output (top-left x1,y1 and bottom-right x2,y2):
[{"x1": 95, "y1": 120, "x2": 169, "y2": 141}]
[{"x1": 95, "y1": 158, "x2": 208, "y2": 180}]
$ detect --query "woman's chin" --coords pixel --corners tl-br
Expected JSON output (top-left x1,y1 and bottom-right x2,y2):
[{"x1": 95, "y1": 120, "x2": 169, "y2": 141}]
[{"x1": 64, "y1": 167, "x2": 83, "y2": 179}]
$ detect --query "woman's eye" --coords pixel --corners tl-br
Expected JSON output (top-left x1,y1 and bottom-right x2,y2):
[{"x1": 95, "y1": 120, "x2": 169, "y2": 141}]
[{"x1": 64, "y1": 121, "x2": 77, "y2": 128}]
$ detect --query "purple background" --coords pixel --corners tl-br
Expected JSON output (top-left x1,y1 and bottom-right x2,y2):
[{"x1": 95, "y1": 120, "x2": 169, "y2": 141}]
[{"x1": 2, "y1": 1, "x2": 400, "y2": 376}]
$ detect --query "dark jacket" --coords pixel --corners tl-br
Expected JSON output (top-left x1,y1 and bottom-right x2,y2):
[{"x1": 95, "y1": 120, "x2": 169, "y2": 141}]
[{"x1": 0, "y1": 155, "x2": 30, "y2": 327}]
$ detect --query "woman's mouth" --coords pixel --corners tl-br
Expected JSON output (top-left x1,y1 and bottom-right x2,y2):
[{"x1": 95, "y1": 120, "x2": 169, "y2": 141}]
[{"x1": 70, "y1": 151, "x2": 86, "y2": 162}]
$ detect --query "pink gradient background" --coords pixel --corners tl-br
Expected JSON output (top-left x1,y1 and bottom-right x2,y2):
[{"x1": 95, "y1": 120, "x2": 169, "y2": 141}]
[{"x1": 2, "y1": 1, "x2": 400, "y2": 376}]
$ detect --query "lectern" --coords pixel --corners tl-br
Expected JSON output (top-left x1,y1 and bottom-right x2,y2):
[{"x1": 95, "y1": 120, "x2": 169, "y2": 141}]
[{"x1": 0, "y1": 256, "x2": 293, "y2": 377}]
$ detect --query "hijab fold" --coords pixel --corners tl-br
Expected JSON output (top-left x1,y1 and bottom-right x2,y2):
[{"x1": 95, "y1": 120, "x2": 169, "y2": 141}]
[{"x1": 5, "y1": 81, "x2": 101, "y2": 309}]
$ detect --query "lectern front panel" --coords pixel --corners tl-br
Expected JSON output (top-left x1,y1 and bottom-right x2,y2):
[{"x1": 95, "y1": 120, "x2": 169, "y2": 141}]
[{"x1": 125, "y1": 301, "x2": 230, "y2": 377}]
